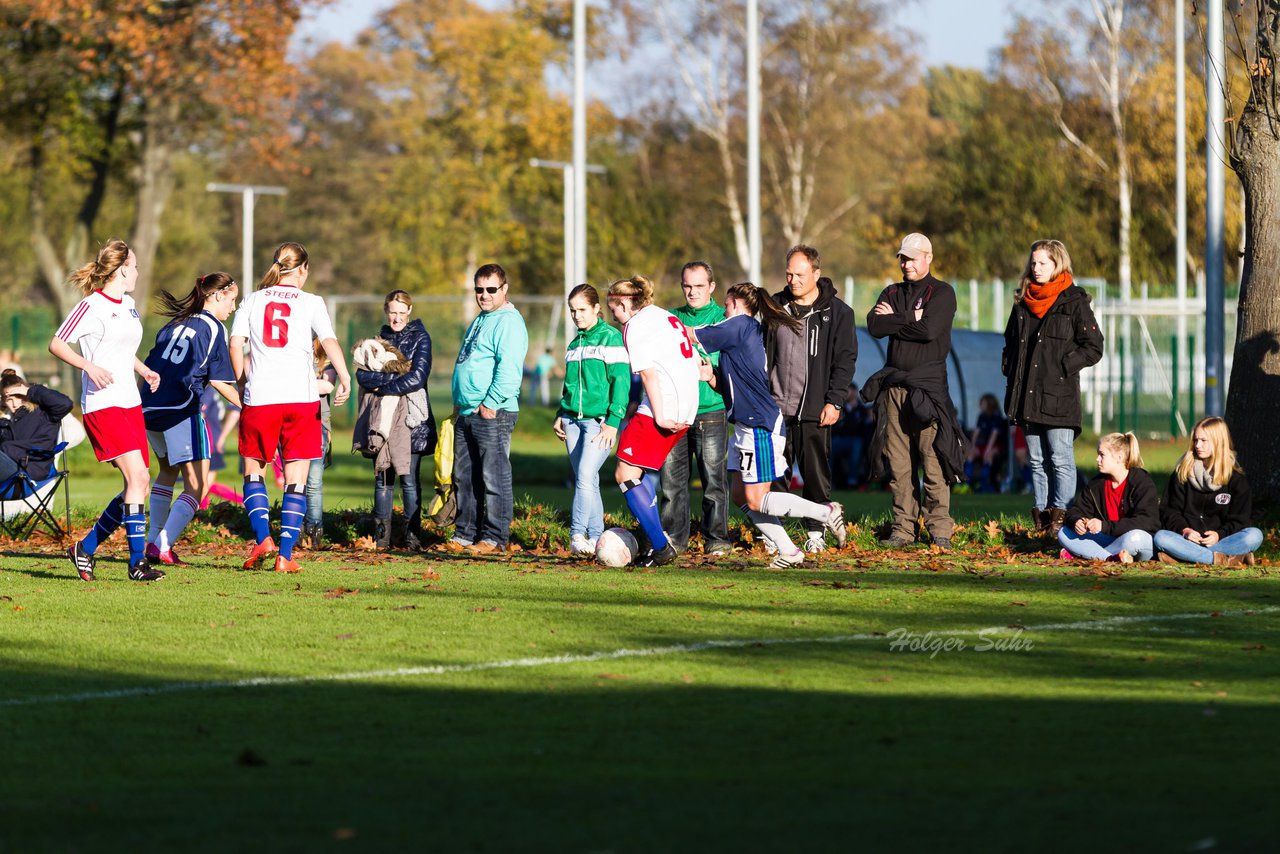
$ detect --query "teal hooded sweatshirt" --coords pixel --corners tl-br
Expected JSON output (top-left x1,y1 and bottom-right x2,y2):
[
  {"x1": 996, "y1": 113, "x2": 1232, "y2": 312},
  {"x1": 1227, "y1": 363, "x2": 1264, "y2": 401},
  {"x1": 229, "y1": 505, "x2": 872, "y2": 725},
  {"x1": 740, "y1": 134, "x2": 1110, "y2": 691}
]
[{"x1": 452, "y1": 303, "x2": 529, "y2": 416}]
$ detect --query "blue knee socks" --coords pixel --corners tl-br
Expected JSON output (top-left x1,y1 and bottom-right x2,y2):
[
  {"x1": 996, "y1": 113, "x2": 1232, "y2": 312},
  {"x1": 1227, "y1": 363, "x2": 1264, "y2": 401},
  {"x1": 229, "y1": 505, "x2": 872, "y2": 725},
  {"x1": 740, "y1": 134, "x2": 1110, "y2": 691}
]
[
  {"x1": 621, "y1": 477, "x2": 668, "y2": 552},
  {"x1": 279, "y1": 484, "x2": 306, "y2": 560},
  {"x1": 244, "y1": 476, "x2": 271, "y2": 544},
  {"x1": 81, "y1": 493, "x2": 124, "y2": 556}
]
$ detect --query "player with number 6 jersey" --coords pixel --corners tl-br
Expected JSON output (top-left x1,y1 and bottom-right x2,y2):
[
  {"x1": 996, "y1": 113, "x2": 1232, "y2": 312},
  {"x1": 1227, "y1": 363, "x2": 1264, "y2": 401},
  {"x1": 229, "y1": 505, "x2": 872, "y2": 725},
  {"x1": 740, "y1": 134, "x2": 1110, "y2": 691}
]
[
  {"x1": 229, "y1": 242, "x2": 351, "y2": 573},
  {"x1": 606, "y1": 275, "x2": 700, "y2": 568}
]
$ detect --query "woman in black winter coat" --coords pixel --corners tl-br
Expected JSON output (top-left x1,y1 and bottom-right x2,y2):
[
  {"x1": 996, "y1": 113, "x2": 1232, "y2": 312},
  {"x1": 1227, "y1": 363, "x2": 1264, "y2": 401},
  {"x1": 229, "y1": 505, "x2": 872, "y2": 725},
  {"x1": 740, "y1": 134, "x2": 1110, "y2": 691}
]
[
  {"x1": 0, "y1": 369, "x2": 73, "y2": 485},
  {"x1": 1002, "y1": 239, "x2": 1103, "y2": 538},
  {"x1": 356, "y1": 290, "x2": 436, "y2": 550}
]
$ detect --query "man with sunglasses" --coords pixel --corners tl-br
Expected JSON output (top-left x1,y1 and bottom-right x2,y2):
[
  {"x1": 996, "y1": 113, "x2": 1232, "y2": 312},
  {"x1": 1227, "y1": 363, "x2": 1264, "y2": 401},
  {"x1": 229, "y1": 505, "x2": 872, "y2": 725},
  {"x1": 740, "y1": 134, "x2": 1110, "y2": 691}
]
[{"x1": 449, "y1": 263, "x2": 529, "y2": 553}]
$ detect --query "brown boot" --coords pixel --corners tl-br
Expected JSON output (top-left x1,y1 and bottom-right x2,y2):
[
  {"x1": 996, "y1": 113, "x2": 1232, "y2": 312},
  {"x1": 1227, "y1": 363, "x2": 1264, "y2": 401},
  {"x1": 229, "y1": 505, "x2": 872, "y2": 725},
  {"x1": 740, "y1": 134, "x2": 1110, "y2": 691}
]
[
  {"x1": 1157, "y1": 551, "x2": 1181, "y2": 565},
  {"x1": 1047, "y1": 508, "x2": 1067, "y2": 538},
  {"x1": 1213, "y1": 552, "x2": 1244, "y2": 567},
  {"x1": 1031, "y1": 507, "x2": 1049, "y2": 534},
  {"x1": 1245, "y1": 551, "x2": 1257, "y2": 566}
]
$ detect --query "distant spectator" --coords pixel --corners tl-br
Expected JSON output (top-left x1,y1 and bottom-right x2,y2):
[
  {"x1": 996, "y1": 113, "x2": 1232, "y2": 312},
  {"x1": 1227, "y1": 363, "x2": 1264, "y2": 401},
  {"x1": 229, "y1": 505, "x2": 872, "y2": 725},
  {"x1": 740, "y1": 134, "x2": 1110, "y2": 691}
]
[
  {"x1": 1002, "y1": 239, "x2": 1103, "y2": 538},
  {"x1": 965, "y1": 393, "x2": 1007, "y2": 493},
  {"x1": 832, "y1": 382, "x2": 874, "y2": 489},
  {"x1": 534, "y1": 347, "x2": 558, "y2": 406}
]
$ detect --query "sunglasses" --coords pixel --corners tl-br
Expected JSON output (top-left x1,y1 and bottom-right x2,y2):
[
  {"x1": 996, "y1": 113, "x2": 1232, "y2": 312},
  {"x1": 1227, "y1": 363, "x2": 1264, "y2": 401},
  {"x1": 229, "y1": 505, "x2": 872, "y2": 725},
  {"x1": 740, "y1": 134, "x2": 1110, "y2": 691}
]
[{"x1": 474, "y1": 286, "x2": 504, "y2": 294}]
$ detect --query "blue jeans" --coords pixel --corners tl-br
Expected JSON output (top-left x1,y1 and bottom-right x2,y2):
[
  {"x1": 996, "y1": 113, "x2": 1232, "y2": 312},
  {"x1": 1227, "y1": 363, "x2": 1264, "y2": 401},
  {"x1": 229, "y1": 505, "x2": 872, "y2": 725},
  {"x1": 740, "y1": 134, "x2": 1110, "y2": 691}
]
[
  {"x1": 374, "y1": 452, "x2": 424, "y2": 528},
  {"x1": 658, "y1": 409, "x2": 730, "y2": 550},
  {"x1": 563, "y1": 417, "x2": 611, "y2": 540},
  {"x1": 832, "y1": 435, "x2": 867, "y2": 488},
  {"x1": 1058, "y1": 527, "x2": 1154, "y2": 561},
  {"x1": 304, "y1": 427, "x2": 330, "y2": 529},
  {"x1": 453, "y1": 409, "x2": 518, "y2": 546},
  {"x1": 1153, "y1": 528, "x2": 1264, "y2": 564},
  {"x1": 1024, "y1": 424, "x2": 1076, "y2": 510}
]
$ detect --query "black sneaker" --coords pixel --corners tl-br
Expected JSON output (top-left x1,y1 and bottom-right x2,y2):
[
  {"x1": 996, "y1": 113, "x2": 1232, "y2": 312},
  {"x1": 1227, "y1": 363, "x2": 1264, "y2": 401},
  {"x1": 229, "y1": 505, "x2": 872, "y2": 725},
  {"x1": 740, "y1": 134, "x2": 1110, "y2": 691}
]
[
  {"x1": 68, "y1": 541, "x2": 95, "y2": 582},
  {"x1": 634, "y1": 543, "x2": 678, "y2": 568},
  {"x1": 128, "y1": 559, "x2": 166, "y2": 582}
]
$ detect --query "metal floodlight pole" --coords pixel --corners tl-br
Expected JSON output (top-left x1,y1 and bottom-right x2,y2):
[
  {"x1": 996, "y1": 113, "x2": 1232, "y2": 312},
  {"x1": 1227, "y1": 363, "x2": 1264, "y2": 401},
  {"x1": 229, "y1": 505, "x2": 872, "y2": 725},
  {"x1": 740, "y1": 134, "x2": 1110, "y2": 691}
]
[
  {"x1": 573, "y1": 0, "x2": 588, "y2": 285},
  {"x1": 747, "y1": 0, "x2": 762, "y2": 285},
  {"x1": 206, "y1": 183, "x2": 287, "y2": 289},
  {"x1": 531, "y1": 159, "x2": 606, "y2": 346},
  {"x1": 1175, "y1": 0, "x2": 1189, "y2": 429},
  {"x1": 1205, "y1": 0, "x2": 1226, "y2": 416}
]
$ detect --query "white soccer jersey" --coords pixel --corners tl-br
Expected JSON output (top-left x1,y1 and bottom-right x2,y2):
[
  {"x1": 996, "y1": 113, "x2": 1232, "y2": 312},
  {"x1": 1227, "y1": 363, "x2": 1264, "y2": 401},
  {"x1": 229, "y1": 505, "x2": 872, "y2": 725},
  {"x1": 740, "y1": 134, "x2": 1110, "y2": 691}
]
[
  {"x1": 623, "y1": 304, "x2": 700, "y2": 426},
  {"x1": 55, "y1": 290, "x2": 144, "y2": 414},
  {"x1": 230, "y1": 285, "x2": 336, "y2": 406}
]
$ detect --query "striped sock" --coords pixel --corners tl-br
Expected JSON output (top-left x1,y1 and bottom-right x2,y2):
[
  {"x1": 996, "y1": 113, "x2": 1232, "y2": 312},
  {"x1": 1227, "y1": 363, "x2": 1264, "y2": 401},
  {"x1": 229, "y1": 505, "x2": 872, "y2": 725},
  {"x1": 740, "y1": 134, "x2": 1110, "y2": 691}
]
[
  {"x1": 148, "y1": 484, "x2": 174, "y2": 544},
  {"x1": 81, "y1": 493, "x2": 124, "y2": 556},
  {"x1": 243, "y1": 476, "x2": 271, "y2": 544},
  {"x1": 161, "y1": 493, "x2": 200, "y2": 553},
  {"x1": 279, "y1": 485, "x2": 306, "y2": 560},
  {"x1": 123, "y1": 504, "x2": 146, "y2": 565}
]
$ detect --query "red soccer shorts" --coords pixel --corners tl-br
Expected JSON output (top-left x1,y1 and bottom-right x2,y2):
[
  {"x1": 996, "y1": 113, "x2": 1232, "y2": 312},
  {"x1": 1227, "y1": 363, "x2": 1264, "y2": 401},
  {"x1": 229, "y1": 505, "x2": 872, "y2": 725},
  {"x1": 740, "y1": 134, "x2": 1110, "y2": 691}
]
[
  {"x1": 616, "y1": 412, "x2": 688, "y2": 472},
  {"x1": 239, "y1": 402, "x2": 322, "y2": 462},
  {"x1": 84, "y1": 406, "x2": 150, "y2": 465}
]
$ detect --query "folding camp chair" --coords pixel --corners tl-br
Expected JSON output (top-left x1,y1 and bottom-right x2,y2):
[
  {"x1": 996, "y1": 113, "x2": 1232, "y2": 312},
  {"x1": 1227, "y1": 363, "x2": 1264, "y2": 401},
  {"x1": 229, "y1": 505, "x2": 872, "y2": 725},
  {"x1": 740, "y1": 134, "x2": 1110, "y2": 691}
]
[{"x1": 0, "y1": 442, "x2": 70, "y2": 540}]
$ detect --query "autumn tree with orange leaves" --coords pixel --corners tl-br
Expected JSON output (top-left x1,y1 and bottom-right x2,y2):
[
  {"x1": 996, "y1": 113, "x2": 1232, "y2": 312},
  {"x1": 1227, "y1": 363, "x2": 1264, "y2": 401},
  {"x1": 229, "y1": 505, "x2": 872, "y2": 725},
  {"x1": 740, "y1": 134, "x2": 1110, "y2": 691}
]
[{"x1": 7, "y1": 0, "x2": 323, "y2": 314}]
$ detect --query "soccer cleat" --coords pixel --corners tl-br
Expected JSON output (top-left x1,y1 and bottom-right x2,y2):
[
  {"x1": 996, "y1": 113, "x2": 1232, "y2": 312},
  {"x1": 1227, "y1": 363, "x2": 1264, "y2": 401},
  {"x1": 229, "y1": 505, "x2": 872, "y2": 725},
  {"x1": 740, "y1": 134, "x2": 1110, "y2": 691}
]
[
  {"x1": 804, "y1": 535, "x2": 826, "y2": 554},
  {"x1": 633, "y1": 543, "x2": 678, "y2": 568},
  {"x1": 274, "y1": 555, "x2": 302, "y2": 574},
  {"x1": 570, "y1": 534, "x2": 596, "y2": 555},
  {"x1": 147, "y1": 544, "x2": 185, "y2": 566},
  {"x1": 770, "y1": 548, "x2": 805, "y2": 569},
  {"x1": 128, "y1": 560, "x2": 166, "y2": 582},
  {"x1": 68, "y1": 541, "x2": 96, "y2": 582},
  {"x1": 242, "y1": 536, "x2": 277, "y2": 571},
  {"x1": 823, "y1": 502, "x2": 848, "y2": 548}
]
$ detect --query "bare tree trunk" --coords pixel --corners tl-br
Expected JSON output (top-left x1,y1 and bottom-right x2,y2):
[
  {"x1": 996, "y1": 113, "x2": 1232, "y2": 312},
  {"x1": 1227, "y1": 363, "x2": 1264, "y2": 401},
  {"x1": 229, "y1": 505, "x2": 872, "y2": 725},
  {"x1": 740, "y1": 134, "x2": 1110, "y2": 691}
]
[
  {"x1": 129, "y1": 99, "x2": 181, "y2": 313},
  {"x1": 1225, "y1": 5, "x2": 1280, "y2": 499},
  {"x1": 716, "y1": 131, "x2": 752, "y2": 273}
]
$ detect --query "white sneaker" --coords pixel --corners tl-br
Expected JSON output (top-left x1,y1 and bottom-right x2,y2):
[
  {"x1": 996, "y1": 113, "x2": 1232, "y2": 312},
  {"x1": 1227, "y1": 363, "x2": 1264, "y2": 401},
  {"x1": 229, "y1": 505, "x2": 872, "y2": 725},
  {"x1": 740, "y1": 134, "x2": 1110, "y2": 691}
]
[
  {"x1": 770, "y1": 548, "x2": 805, "y2": 568},
  {"x1": 570, "y1": 534, "x2": 595, "y2": 555},
  {"x1": 824, "y1": 502, "x2": 847, "y2": 548},
  {"x1": 804, "y1": 535, "x2": 826, "y2": 554},
  {"x1": 763, "y1": 538, "x2": 779, "y2": 555}
]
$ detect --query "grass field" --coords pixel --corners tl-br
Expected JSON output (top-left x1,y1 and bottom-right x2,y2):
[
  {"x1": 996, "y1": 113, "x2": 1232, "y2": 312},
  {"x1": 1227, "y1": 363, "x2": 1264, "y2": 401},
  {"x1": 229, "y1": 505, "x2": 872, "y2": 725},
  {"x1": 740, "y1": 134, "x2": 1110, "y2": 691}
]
[{"x1": 2, "y1": 409, "x2": 1277, "y2": 851}]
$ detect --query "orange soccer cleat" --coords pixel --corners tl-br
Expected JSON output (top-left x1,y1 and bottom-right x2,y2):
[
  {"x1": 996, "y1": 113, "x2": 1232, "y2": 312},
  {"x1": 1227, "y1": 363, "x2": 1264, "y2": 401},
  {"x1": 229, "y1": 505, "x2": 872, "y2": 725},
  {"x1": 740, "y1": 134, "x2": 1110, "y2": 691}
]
[
  {"x1": 274, "y1": 555, "x2": 302, "y2": 574},
  {"x1": 242, "y1": 536, "x2": 277, "y2": 570}
]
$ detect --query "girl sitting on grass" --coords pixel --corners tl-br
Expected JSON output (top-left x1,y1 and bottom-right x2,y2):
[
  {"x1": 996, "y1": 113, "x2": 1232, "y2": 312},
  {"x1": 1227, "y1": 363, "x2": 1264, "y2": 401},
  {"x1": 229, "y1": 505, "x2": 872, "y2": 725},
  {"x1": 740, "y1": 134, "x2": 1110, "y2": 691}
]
[
  {"x1": 1154, "y1": 417, "x2": 1262, "y2": 567},
  {"x1": 1058, "y1": 432, "x2": 1158, "y2": 563}
]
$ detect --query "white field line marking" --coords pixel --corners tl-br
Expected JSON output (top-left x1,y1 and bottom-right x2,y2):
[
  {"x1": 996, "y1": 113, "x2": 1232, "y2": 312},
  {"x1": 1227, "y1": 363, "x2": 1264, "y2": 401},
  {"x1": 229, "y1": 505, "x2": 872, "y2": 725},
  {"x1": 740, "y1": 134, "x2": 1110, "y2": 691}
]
[{"x1": 2, "y1": 606, "x2": 1274, "y2": 709}]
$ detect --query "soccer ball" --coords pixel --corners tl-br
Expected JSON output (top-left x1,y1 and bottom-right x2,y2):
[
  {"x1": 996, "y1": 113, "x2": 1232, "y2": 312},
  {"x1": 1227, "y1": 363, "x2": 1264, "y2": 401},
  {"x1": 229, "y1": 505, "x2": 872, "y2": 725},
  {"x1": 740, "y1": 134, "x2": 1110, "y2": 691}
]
[{"x1": 595, "y1": 527, "x2": 639, "y2": 567}]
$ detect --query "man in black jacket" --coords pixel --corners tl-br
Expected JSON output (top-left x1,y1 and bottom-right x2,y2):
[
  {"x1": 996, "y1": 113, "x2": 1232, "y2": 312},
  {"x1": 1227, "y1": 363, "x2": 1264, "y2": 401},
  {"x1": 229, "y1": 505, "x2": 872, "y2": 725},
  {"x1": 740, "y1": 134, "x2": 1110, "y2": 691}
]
[
  {"x1": 866, "y1": 233, "x2": 961, "y2": 549},
  {"x1": 767, "y1": 244, "x2": 857, "y2": 552}
]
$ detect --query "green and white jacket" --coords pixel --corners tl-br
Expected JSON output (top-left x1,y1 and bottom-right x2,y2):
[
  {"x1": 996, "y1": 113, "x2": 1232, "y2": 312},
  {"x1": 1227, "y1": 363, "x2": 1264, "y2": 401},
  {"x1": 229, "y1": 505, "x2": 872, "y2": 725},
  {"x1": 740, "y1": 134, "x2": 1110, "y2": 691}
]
[{"x1": 558, "y1": 319, "x2": 630, "y2": 428}]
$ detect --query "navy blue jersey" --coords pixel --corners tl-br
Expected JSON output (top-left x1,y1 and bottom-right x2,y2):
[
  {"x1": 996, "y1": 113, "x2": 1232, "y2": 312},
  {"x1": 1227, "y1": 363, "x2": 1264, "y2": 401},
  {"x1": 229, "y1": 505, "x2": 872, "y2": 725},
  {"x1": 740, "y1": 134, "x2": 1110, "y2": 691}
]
[
  {"x1": 695, "y1": 313, "x2": 782, "y2": 431},
  {"x1": 141, "y1": 311, "x2": 235, "y2": 431}
]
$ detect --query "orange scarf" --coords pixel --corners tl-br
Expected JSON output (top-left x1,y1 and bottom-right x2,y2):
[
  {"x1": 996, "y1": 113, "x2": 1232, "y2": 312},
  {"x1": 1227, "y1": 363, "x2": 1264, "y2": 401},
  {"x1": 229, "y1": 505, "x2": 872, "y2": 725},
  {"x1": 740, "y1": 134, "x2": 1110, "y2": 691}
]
[{"x1": 1023, "y1": 271, "x2": 1072, "y2": 318}]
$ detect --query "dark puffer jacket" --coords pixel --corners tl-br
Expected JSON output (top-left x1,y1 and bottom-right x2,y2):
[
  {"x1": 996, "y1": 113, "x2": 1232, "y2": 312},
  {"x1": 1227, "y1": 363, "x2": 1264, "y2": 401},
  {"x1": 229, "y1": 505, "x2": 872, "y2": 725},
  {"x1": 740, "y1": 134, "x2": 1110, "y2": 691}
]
[
  {"x1": 0, "y1": 384, "x2": 73, "y2": 479},
  {"x1": 356, "y1": 318, "x2": 437, "y2": 454},
  {"x1": 1001, "y1": 285, "x2": 1103, "y2": 434}
]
